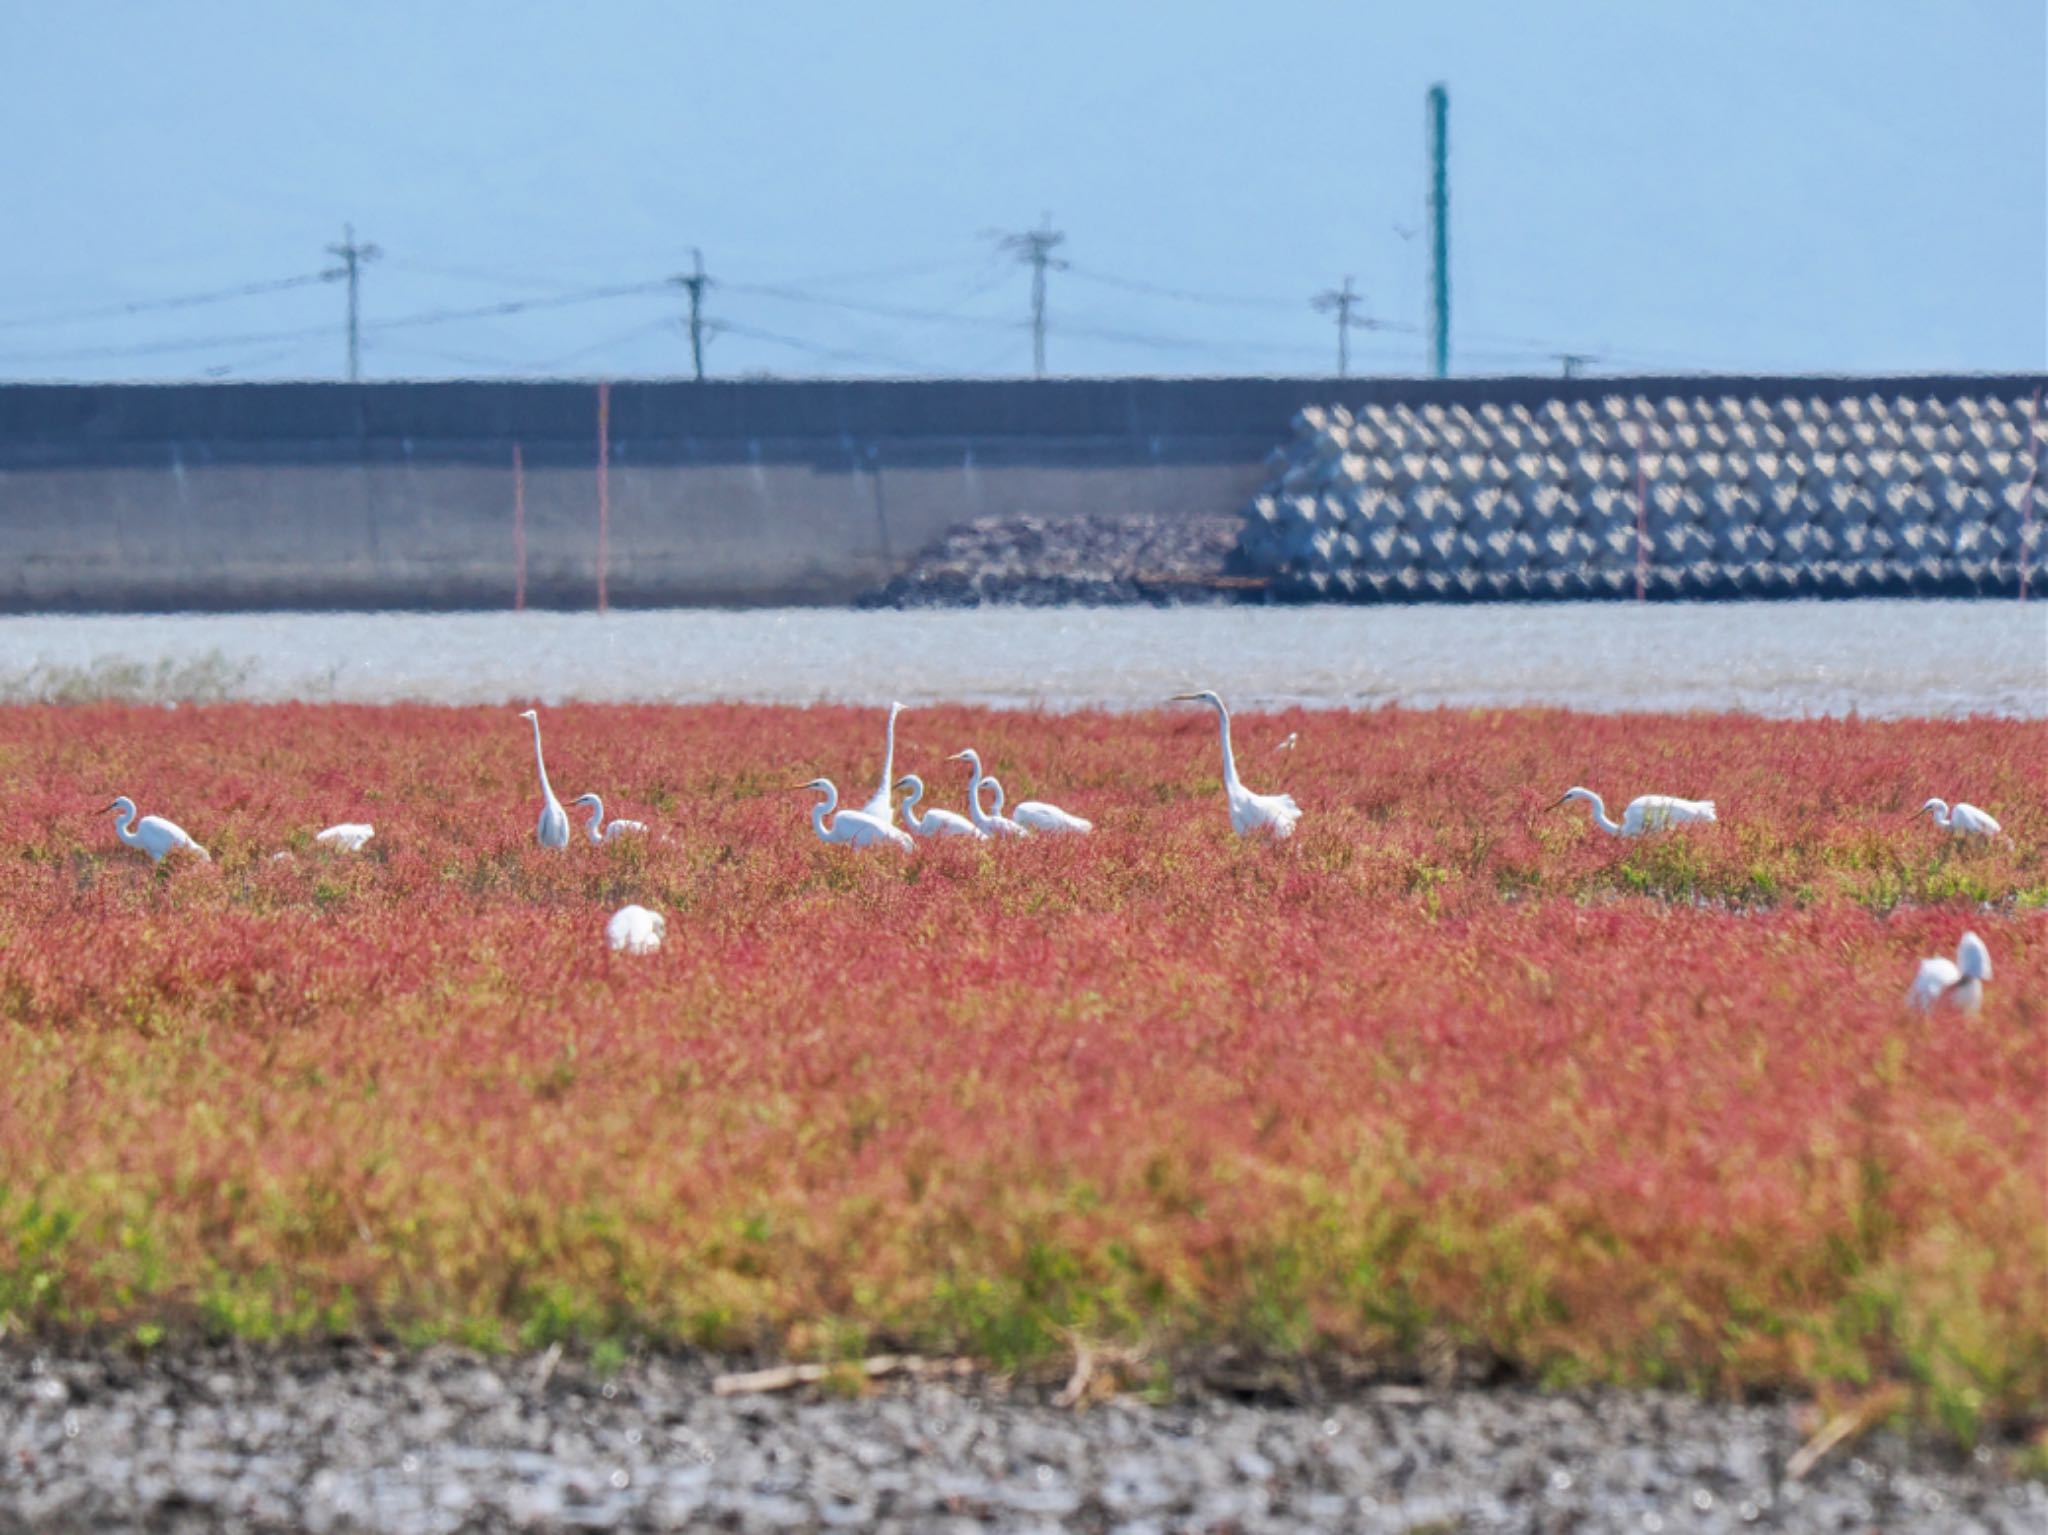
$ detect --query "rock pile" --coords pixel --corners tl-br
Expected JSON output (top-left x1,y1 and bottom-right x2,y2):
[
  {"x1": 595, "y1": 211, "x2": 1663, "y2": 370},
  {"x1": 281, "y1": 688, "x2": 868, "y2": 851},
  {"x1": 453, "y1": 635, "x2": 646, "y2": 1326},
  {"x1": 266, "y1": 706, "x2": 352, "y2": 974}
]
[
  {"x1": 865, "y1": 511, "x2": 1243, "y2": 607},
  {"x1": 1233, "y1": 392, "x2": 2044, "y2": 600}
]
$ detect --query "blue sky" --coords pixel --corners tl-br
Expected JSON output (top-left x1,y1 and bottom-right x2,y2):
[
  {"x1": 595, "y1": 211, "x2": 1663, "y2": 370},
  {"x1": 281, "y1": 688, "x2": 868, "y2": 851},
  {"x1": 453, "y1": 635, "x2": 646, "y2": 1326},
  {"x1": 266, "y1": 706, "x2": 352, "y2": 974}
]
[{"x1": 1, "y1": 1, "x2": 2041, "y2": 382}]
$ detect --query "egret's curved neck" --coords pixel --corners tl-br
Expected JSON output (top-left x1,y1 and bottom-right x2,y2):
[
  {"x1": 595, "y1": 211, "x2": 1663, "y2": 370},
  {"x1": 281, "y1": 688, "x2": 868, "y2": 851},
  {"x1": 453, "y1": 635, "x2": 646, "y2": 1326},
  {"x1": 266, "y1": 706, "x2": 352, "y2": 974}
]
[
  {"x1": 581, "y1": 796, "x2": 605, "y2": 843},
  {"x1": 811, "y1": 784, "x2": 838, "y2": 837},
  {"x1": 1927, "y1": 801, "x2": 1950, "y2": 828},
  {"x1": 1211, "y1": 700, "x2": 1242, "y2": 790},
  {"x1": 982, "y1": 776, "x2": 1006, "y2": 816},
  {"x1": 899, "y1": 780, "x2": 925, "y2": 831},
  {"x1": 112, "y1": 803, "x2": 140, "y2": 847},
  {"x1": 961, "y1": 756, "x2": 987, "y2": 818},
  {"x1": 527, "y1": 716, "x2": 556, "y2": 802},
  {"x1": 1581, "y1": 793, "x2": 1622, "y2": 836}
]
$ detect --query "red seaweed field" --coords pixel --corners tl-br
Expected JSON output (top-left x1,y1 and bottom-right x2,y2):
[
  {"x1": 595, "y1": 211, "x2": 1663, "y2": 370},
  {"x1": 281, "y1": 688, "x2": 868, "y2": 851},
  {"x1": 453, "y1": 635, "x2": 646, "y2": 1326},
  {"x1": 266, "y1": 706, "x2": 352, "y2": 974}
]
[{"x1": 0, "y1": 702, "x2": 2042, "y2": 1437}]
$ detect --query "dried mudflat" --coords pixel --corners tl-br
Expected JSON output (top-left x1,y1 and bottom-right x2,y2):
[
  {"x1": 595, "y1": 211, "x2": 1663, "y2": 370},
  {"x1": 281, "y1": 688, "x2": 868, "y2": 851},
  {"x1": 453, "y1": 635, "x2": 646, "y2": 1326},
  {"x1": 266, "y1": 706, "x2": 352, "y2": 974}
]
[{"x1": 3, "y1": 1344, "x2": 2041, "y2": 1534}]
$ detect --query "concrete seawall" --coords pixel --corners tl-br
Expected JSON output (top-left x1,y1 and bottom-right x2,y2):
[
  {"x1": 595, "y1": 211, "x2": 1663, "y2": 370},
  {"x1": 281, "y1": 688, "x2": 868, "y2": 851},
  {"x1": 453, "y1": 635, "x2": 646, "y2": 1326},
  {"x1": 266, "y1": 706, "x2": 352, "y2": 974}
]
[{"x1": 0, "y1": 376, "x2": 2039, "y2": 611}]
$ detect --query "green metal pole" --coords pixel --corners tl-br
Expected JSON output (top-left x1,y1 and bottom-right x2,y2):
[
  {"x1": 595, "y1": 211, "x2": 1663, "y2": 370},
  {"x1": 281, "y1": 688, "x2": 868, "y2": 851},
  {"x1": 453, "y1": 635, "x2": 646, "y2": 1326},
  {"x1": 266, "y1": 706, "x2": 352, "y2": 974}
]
[{"x1": 1427, "y1": 83, "x2": 1449, "y2": 378}]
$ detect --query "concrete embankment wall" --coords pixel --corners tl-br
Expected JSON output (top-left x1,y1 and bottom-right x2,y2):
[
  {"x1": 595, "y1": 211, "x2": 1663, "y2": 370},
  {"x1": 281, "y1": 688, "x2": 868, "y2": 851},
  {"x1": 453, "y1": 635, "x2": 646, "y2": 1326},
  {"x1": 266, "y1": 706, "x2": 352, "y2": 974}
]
[{"x1": 0, "y1": 375, "x2": 2040, "y2": 610}]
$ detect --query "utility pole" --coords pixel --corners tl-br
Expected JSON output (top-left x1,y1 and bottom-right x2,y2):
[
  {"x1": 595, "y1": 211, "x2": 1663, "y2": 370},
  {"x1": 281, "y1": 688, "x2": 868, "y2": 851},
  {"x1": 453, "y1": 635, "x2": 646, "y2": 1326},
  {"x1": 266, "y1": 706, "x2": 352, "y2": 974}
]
[
  {"x1": 672, "y1": 248, "x2": 710, "y2": 381},
  {"x1": 1311, "y1": 276, "x2": 1367, "y2": 378},
  {"x1": 1554, "y1": 351, "x2": 1594, "y2": 379},
  {"x1": 999, "y1": 213, "x2": 1066, "y2": 378},
  {"x1": 1426, "y1": 83, "x2": 1450, "y2": 378},
  {"x1": 324, "y1": 223, "x2": 380, "y2": 382}
]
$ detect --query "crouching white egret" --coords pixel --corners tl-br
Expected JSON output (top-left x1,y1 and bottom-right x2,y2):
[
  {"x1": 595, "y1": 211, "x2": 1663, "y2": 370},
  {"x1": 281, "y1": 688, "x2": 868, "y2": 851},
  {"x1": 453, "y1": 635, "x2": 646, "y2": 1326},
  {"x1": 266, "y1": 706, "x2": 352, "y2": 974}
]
[
  {"x1": 1009, "y1": 793, "x2": 1091, "y2": 834},
  {"x1": 895, "y1": 775, "x2": 985, "y2": 839},
  {"x1": 1556, "y1": 787, "x2": 1717, "y2": 837},
  {"x1": 1170, "y1": 691, "x2": 1302, "y2": 839},
  {"x1": 1907, "y1": 931, "x2": 1991, "y2": 1013},
  {"x1": 797, "y1": 778, "x2": 915, "y2": 850},
  {"x1": 518, "y1": 708, "x2": 571, "y2": 849},
  {"x1": 107, "y1": 796, "x2": 209, "y2": 863},
  {"x1": 570, "y1": 794, "x2": 647, "y2": 845},
  {"x1": 314, "y1": 823, "x2": 375, "y2": 852},
  {"x1": 606, "y1": 903, "x2": 665, "y2": 954},
  {"x1": 861, "y1": 701, "x2": 906, "y2": 826},
  {"x1": 947, "y1": 750, "x2": 1028, "y2": 838},
  {"x1": 1914, "y1": 798, "x2": 2003, "y2": 838}
]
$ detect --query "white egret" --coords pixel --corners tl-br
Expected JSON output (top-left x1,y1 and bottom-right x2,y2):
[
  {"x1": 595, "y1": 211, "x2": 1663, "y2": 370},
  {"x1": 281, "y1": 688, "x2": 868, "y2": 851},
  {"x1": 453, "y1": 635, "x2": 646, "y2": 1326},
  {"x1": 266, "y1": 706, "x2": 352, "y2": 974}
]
[
  {"x1": 1914, "y1": 798, "x2": 2003, "y2": 838},
  {"x1": 106, "y1": 797, "x2": 210, "y2": 864},
  {"x1": 895, "y1": 774, "x2": 985, "y2": 839},
  {"x1": 948, "y1": 750, "x2": 1028, "y2": 838},
  {"x1": 569, "y1": 794, "x2": 647, "y2": 845},
  {"x1": 519, "y1": 708, "x2": 571, "y2": 850},
  {"x1": 1275, "y1": 732, "x2": 1299, "y2": 752},
  {"x1": 797, "y1": 778, "x2": 915, "y2": 851},
  {"x1": 606, "y1": 904, "x2": 666, "y2": 955},
  {"x1": 860, "y1": 701, "x2": 906, "y2": 826},
  {"x1": 1169, "y1": 691, "x2": 1302, "y2": 839},
  {"x1": 1556, "y1": 787, "x2": 1717, "y2": 836},
  {"x1": 314, "y1": 823, "x2": 375, "y2": 852},
  {"x1": 1907, "y1": 930, "x2": 1992, "y2": 1013},
  {"x1": 1006, "y1": 785, "x2": 1092, "y2": 835}
]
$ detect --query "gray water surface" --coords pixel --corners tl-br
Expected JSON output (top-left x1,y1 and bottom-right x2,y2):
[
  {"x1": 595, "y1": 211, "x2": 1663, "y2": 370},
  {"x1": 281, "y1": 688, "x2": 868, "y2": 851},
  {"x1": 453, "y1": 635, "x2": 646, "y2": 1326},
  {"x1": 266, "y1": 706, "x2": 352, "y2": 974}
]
[{"x1": 0, "y1": 602, "x2": 2041, "y2": 716}]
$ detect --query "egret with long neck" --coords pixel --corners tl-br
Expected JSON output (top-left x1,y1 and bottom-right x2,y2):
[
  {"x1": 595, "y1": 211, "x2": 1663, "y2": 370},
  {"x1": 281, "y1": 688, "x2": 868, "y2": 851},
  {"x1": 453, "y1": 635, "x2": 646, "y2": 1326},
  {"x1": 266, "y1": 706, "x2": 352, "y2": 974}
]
[
  {"x1": 106, "y1": 796, "x2": 209, "y2": 864},
  {"x1": 519, "y1": 708, "x2": 570, "y2": 849},
  {"x1": 569, "y1": 793, "x2": 646, "y2": 845},
  {"x1": 1915, "y1": 798, "x2": 2002, "y2": 838},
  {"x1": 1170, "y1": 691, "x2": 1301, "y2": 838},
  {"x1": 797, "y1": 777, "x2": 914, "y2": 851},
  {"x1": 948, "y1": 750, "x2": 1027, "y2": 837},
  {"x1": 896, "y1": 774, "x2": 984, "y2": 839},
  {"x1": 861, "y1": 701, "x2": 906, "y2": 826},
  {"x1": 1556, "y1": 787, "x2": 1716, "y2": 837}
]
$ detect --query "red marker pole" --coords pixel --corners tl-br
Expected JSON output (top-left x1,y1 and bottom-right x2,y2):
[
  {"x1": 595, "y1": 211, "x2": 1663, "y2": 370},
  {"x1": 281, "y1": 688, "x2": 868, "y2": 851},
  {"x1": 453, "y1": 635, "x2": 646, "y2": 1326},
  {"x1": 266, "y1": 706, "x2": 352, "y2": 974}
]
[
  {"x1": 596, "y1": 382, "x2": 611, "y2": 614},
  {"x1": 2021, "y1": 386, "x2": 2041, "y2": 605},
  {"x1": 512, "y1": 441, "x2": 527, "y2": 612}
]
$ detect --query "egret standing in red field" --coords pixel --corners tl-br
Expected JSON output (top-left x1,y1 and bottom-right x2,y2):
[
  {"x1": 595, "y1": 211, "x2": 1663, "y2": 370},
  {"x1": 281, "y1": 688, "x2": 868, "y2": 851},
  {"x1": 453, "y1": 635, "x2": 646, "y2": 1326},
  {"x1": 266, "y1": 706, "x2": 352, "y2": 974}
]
[
  {"x1": 860, "y1": 701, "x2": 907, "y2": 827},
  {"x1": 605, "y1": 904, "x2": 665, "y2": 954},
  {"x1": 106, "y1": 796, "x2": 209, "y2": 863},
  {"x1": 947, "y1": 750, "x2": 1028, "y2": 838},
  {"x1": 796, "y1": 778, "x2": 915, "y2": 851},
  {"x1": 1555, "y1": 787, "x2": 1717, "y2": 836},
  {"x1": 518, "y1": 708, "x2": 571, "y2": 850},
  {"x1": 569, "y1": 794, "x2": 647, "y2": 845},
  {"x1": 313, "y1": 823, "x2": 375, "y2": 852},
  {"x1": 1170, "y1": 690, "x2": 1302, "y2": 839},
  {"x1": 894, "y1": 774, "x2": 985, "y2": 839},
  {"x1": 1908, "y1": 931, "x2": 1992, "y2": 1012},
  {"x1": 1914, "y1": 797, "x2": 2003, "y2": 837},
  {"x1": 988, "y1": 775, "x2": 1091, "y2": 834}
]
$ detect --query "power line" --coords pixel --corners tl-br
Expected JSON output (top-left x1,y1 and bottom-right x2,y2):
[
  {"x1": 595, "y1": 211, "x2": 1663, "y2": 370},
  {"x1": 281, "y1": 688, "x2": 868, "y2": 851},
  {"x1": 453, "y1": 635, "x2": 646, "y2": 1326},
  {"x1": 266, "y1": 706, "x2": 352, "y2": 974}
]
[
  {"x1": 324, "y1": 224, "x2": 381, "y2": 382},
  {"x1": 363, "y1": 280, "x2": 670, "y2": 332},
  {"x1": 0, "y1": 321, "x2": 339, "y2": 365},
  {"x1": 0, "y1": 271, "x2": 341, "y2": 332},
  {"x1": 712, "y1": 319, "x2": 928, "y2": 374},
  {"x1": 536, "y1": 318, "x2": 679, "y2": 371},
  {"x1": 718, "y1": 279, "x2": 1020, "y2": 331},
  {"x1": 1064, "y1": 265, "x2": 1301, "y2": 314},
  {"x1": 378, "y1": 257, "x2": 604, "y2": 293},
  {"x1": 996, "y1": 214, "x2": 1067, "y2": 378}
]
